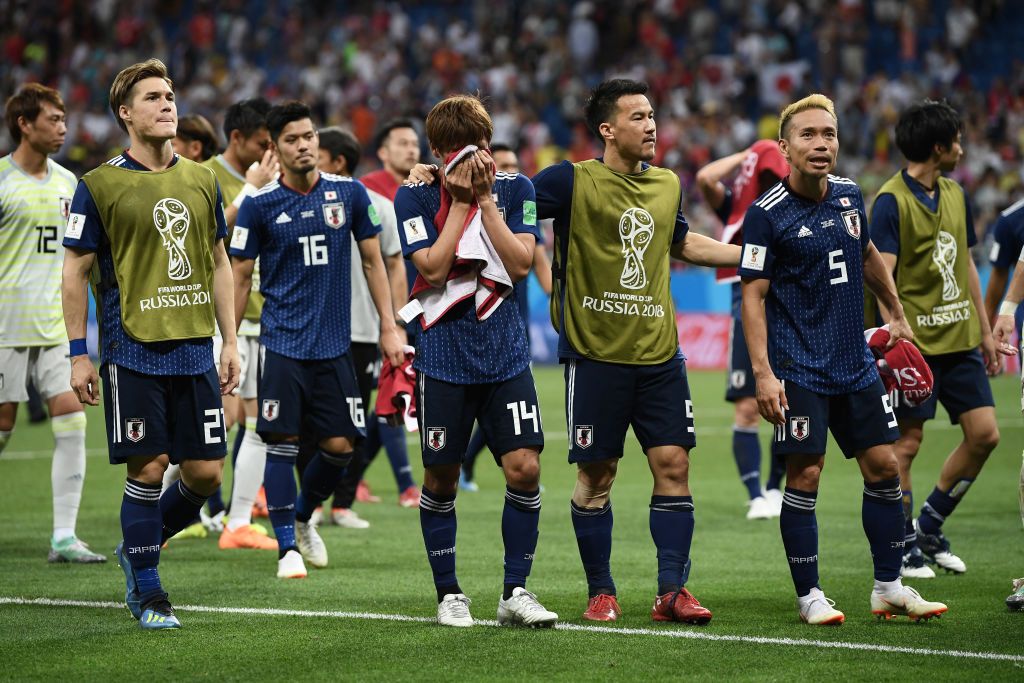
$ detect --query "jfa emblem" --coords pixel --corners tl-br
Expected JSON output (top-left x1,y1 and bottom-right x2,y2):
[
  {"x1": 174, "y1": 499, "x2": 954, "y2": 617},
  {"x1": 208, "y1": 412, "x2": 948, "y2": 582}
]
[
  {"x1": 126, "y1": 418, "x2": 146, "y2": 443},
  {"x1": 790, "y1": 416, "x2": 810, "y2": 441},
  {"x1": 59, "y1": 197, "x2": 71, "y2": 219},
  {"x1": 262, "y1": 399, "x2": 280, "y2": 421},
  {"x1": 323, "y1": 202, "x2": 345, "y2": 228},
  {"x1": 841, "y1": 210, "x2": 861, "y2": 239},
  {"x1": 426, "y1": 427, "x2": 446, "y2": 451},
  {"x1": 574, "y1": 425, "x2": 594, "y2": 449}
]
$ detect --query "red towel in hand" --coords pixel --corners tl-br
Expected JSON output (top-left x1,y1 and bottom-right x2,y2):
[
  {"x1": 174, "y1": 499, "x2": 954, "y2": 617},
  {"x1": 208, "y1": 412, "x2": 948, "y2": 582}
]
[
  {"x1": 376, "y1": 345, "x2": 418, "y2": 431},
  {"x1": 864, "y1": 325, "x2": 934, "y2": 406}
]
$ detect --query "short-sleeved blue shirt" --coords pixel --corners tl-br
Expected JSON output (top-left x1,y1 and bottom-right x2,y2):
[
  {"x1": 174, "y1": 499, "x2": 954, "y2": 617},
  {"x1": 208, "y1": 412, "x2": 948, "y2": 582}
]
[
  {"x1": 62, "y1": 152, "x2": 228, "y2": 375},
  {"x1": 739, "y1": 176, "x2": 876, "y2": 395},
  {"x1": 989, "y1": 197, "x2": 1024, "y2": 335},
  {"x1": 870, "y1": 170, "x2": 977, "y2": 256},
  {"x1": 532, "y1": 159, "x2": 689, "y2": 360},
  {"x1": 395, "y1": 172, "x2": 539, "y2": 384},
  {"x1": 230, "y1": 172, "x2": 380, "y2": 360}
]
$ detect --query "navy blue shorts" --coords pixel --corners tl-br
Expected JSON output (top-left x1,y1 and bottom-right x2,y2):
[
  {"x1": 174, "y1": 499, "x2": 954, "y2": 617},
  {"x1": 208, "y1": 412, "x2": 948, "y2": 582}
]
[
  {"x1": 726, "y1": 282, "x2": 755, "y2": 401},
  {"x1": 256, "y1": 347, "x2": 365, "y2": 440},
  {"x1": 894, "y1": 349, "x2": 994, "y2": 425},
  {"x1": 101, "y1": 363, "x2": 227, "y2": 465},
  {"x1": 771, "y1": 377, "x2": 899, "y2": 459},
  {"x1": 564, "y1": 354, "x2": 696, "y2": 463},
  {"x1": 416, "y1": 368, "x2": 543, "y2": 468}
]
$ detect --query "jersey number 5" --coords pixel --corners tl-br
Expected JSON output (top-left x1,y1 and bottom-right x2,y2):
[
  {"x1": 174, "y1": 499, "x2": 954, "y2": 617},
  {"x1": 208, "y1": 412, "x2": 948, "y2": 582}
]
[{"x1": 828, "y1": 250, "x2": 848, "y2": 285}]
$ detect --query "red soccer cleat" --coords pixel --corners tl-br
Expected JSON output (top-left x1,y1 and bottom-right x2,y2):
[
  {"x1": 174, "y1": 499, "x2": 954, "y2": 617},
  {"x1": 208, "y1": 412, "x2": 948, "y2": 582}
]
[
  {"x1": 251, "y1": 486, "x2": 268, "y2": 518},
  {"x1": 398, "y1": 485, "x2": 421, "y2": 508},
  {"x1": 356, "y1": 480, "x2": 381, "y2": 503},
  {"x1": 583, "y1": 593, "x2": 622, "y2": 622},
  {"x1": 651, "y1": 588, "x2": 712, "y2": 625}
]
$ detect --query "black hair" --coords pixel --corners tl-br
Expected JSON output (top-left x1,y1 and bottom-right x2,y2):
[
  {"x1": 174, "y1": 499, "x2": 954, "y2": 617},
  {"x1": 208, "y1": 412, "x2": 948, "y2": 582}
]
[
  {"x1": 894, "y1": 100, "x2": 962, "y2": 163},
  {"x1": 490, "y1": 142, "x2": 514, "y2": 154},
  {"x1": 373, "y1": 117, "x2": 417, "y2": 151},
  {"x1": 583, "y1": 79, "x2": 649, "y2": 139},
  {"x1": 223, "y1": 97, "x2": 271, "y2": 139},
  {"x1": 266, "y1": 100, "x2": 312, "y2": 141},
  {"x1": 319, "y1": 126, "x2": 361, "y2": 175}
]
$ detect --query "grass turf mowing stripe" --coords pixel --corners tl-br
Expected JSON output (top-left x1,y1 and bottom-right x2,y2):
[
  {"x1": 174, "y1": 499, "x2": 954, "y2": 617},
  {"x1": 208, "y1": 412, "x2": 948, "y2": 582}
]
[{"x1": 4, "y1": 596, "x2": 1022, "y2": 663}]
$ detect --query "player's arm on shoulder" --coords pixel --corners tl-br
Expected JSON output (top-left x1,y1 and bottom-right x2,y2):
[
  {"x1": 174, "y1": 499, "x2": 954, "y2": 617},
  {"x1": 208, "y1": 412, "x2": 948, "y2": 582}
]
[
  {"x1": 672, "y1": 231, "x2": 741, "y2": 266},
  {"x1": 695, "y1": 150, "x2": 745, "y2": 210}
]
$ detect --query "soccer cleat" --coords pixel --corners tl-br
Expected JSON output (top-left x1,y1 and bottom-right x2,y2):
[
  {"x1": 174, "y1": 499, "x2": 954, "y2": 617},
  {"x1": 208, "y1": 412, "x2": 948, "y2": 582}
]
[
  {"x1": 202, "y1": 510, "x2": 225, "y2": 533},
  {"x1": 497, "y1": 587, "x2": 558, "y2": 627},
  {"x1": 437, "y1": 593, "x2": 474, "y2": 627},
  {"x1": 1006, "y1": 578, "x2": 1024, "y2": 611},
  {"x1": 900, "y1": 546, "x2": 936, "y2": 579},
  {"x1": 219, "y1": 524, "x2": 279, "y2": 550},
  {"x1": 356, "y1": 480, "x2": 381, "y2": 503},
  {"x1": 252, "y1": 487, "x2": 269, "y2": 518},
  {"x1": 139, "y1": 598, "x2": 181, "y2": 630},
  {"x1": 915, "y1": 520, "x2": 966, "y2": 574},
  {"x1": 871, "y1": 583, "x2": 947, "y2": 621},
  {"x1": 746, "y1": 495, "x2": 774, "y2": 520},
  {"x1": 458, "y1": 471, "x2": 479, "y2": 493},
  {"x1": 764, "y1": 488, "x2": 783, "y2": 517},
  {"x1": 650, "y1": 588, "x2": 712, "y2": 625},
  {"x1": 276, "y1": 549, "x2": 308, "y2": 579},
  {"x1": 398, "y1": 485, "x2": 421, "y2": 508},
  {"x1": 48, "y1": 535, "x2": 107, "y2": 563},
  {"x1": 308, "y1": 507, "x2": 324, "y2": 527},
  {"x1": 583, "y1": 593, "x2": 622, "y2": 622},
  {"x1": 331, "y1": 507, "x2": 370, "y2": 529},
  {"x1": 115, "y1": 541, "x2": 142, "y2": 619},
  {"x1": 798, "y1": 588, "x2": 845, "y2": 625},
  {"x1": 170, "y1": 522, "x2": 208, "y2": 541},
  {"x1": 295, "y1": 520, "x2": 328, "y2": 568}
]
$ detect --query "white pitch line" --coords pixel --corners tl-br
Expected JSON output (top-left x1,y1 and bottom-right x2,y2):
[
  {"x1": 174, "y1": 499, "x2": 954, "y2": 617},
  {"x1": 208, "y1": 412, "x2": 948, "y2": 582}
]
[{"x1": 2, "y1": 596, "x2": 1023, "y2": 663}]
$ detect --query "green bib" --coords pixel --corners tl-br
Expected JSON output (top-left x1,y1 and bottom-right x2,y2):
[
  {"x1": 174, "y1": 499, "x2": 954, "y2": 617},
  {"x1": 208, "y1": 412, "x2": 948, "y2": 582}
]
[
  {"x1": 204, "y1": 155, "x2": 263, "y2": 323},
  {"x1": 552, "y1": 160, "x2": 679, "y2": 364},
  {"x1": 873, "y1": 172, "x2": 979, "y2": 355},
  {"x1": 83, "y1": 160, "x2": 218, "y2": 343}
]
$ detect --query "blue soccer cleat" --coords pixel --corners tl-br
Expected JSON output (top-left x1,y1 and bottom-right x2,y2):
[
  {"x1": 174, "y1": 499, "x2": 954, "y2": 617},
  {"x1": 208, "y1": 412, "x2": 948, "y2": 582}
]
[
  {"x1": 115, "y1": 541, "x2": 142, "y2": 619},
  {"x1": 139, "y1": 598, "x2": 181, "y2": 630}
]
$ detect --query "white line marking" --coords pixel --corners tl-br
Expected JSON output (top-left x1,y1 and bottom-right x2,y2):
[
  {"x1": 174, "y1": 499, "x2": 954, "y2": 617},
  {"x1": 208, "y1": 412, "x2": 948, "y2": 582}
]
[{"x1": 2, "y1": 596, "x2": 1022, "y2": 663}]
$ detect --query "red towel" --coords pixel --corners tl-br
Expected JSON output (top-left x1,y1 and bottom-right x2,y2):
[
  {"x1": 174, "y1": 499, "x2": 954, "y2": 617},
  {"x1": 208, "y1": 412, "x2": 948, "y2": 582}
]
[
  {"x1": 864, "y1": 325, "x2": 934, "y2": 406},
  {"x1": 376, "y1": 345, "x2": 418, "y2": 431}
]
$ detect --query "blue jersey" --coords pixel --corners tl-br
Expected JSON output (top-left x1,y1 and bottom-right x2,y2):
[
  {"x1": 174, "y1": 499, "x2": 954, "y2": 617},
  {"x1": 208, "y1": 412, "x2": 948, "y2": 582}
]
[
  {"x1": 395, "y1": 172, "x2": 539, "y2": 384},
  {"x1": 63, "y1": 152, "x2": 227, "y2": 375},
  {"x1": 989, "y1": 197, "x2": 1024, "y2": 335},
  {"x1": 532, "y1": 160, "x2": 689, "y2": 360},
  {"x1": 739, "y1": 176, "x2": 876, "y2": 395},
  {"x1": 230, "y1": 172, "x2": 380, "y2": 360}
]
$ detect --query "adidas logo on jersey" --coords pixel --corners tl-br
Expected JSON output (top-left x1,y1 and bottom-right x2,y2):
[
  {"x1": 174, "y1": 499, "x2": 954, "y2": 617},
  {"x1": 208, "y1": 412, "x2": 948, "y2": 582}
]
[
  {"x1": 275, "y1": 212, "x2": 292, "y2": 224},
  {"x1": 797, "y1": 226, "x2": 813, "y2": 238}
]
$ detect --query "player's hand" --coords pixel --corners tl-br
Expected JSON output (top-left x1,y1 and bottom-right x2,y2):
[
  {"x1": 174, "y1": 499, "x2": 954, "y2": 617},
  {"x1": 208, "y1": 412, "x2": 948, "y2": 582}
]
[
  {"x1": 246, "y1": 149, "x2": 279, "y2": 189},
  {"x1": 70, "y1": 356, "x2": 100, "y2": 406},
  {"x1": 444, "y1": 157, "x2": 475, "y2": 204},
  {"x1": 886, "y1": 315, "x2": 914, "y2": 348},
  {"x1": 993, "y1": 314, "x2": 1019, "y2": 356},
  {"x1": 380, "y1": 327, "x2": 406, "y2": 367},
  {"x1": 406, "y1": 163, "x2": 439, "y2": 186},
  {"x1": 470, "y1": 150, "x2": 495, "y2": 201},
  {"x1": 219, "y1": 341, "x2": 241, "y2": 395},
  {"x1": 980, "y1": 332, "x2": 1002, "y2": 376},
  {"x1": 755, "y1": 373, "x2": 788, "y2": 426}
]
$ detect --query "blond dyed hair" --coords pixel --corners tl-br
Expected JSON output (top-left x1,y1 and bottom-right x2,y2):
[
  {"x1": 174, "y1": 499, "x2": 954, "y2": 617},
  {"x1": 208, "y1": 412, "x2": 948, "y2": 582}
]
[
  {"x1": 778, "y1": 94, "x2": 837, "y2": 140},
  {"x1": 109, "y1": 58, "x2": 173, "y2": 132},
  {"x1": 425, "y1": 95, "x2": 493, "y2": 156}
]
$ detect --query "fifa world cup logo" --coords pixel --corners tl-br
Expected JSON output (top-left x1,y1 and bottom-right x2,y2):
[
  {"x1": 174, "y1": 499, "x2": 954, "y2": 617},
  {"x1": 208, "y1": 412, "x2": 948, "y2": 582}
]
[
  {"x1": 618, "y1": 207, "x2": 654, "y2": 290},
  {"x1": 153, "y1": 198, "x2": 192, "y2": 281},
  {"x1": 931, "y1": 230, "x2": 960, "y2": 301}
]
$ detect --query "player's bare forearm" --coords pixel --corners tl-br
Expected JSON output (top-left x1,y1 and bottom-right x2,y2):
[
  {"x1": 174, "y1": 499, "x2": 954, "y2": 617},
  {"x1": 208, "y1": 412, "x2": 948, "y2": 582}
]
[
  {"x1": 212, "y1": 241, "x2": 238, "y2": 346},
  {"x1": 672, "y1": 232, "x2": 741, "y2": 267},
  {"x1": 61, "y1": 247, "x2": 94, "y2": 342},
  {"x1": 533, "y1": 243, "x2": 553, "y2": 294},
  {"x1": 696, "y1": 150, "x2": 745, "y2": 209},
  {"x1": 231, "y1": 256, "x2": 254, "y2": 333},
  {"x1": 984, "y1": 267, "x2": 1008, "y2": 327},
  {"x1": 384, "y1": 252, "x2": 408, "y2": 314},
  {"x1": 741, "y1": 277, "x2": 788, "y2": 424},
  {"x1": 968, "y1": 258, "x2": 993, "y2": 336},
  {"x1": 863, "y1": 242, "x2": 909, "y2": 338},
  {"x1": 478, "y1": 199, "x2": 533, "y2": 281},
  {"x1": 360, "y1": 237, "x2": 406, "y2": 364}
]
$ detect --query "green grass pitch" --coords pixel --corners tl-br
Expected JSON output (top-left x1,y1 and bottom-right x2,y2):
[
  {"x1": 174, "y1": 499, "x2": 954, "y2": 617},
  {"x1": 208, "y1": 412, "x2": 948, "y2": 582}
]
[{"x1": 1, "y1": 367, "x2": 1022, "y2": 681}]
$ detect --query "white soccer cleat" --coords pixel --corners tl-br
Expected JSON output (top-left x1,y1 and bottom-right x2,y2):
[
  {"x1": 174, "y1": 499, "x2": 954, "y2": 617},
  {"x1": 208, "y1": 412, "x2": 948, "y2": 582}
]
[
  {"x1": 331, "y1": 508, "x2": 370, "y2": 529},
  {"x1": 871, "y1": 583, "x2": 947, "y2": 621},
  {"x1": 915, "y1": 519, "x2": 967, "y2": 574},
  {"x1": 295, "y1": 520, "x2": 328, "y2": 568},
  {"x1": 764, "y1": 488, "x2": 783, "y2": 517},
  {"x1": 798, "y1": 588, "x2": 845, "y2": 625},
  {"x1": 900, "y1": 547, "x2": 936, "y2": 579},
  {"x1": 437, "y1": 593, "x2": 474, "y2": 627},
  {"x1": 308, "y1": 507, "x2": 324, "y2": 528},
  {"x1": 746, "y1": 495, "x2": 774, "y2": 520},
  {"x1": 497, "y1": 587, "x2": 558, "y2": 628},
  {"x1": 276, "y1": 549, "x2": 307, "y2": 579}
]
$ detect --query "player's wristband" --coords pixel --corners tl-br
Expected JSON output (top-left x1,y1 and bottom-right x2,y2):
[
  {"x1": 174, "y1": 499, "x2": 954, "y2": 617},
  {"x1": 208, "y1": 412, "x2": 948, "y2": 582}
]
[
  {"x1": 231, "y1": 183, "x2": 258, "y2": 208},
  {"x1": 69, "y1": 338, "x2": 88, "y2": 357},
  {"x1": 999, "y1": 300, "x2": 1020, "y2": 317}
]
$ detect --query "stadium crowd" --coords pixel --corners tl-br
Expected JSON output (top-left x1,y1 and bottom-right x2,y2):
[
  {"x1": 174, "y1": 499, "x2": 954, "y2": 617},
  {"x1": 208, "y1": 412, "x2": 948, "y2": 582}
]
[{"x1": 2, "y1": 0, "x2": 1024, "y2": 244}]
